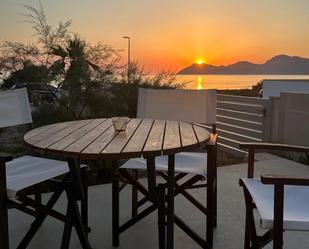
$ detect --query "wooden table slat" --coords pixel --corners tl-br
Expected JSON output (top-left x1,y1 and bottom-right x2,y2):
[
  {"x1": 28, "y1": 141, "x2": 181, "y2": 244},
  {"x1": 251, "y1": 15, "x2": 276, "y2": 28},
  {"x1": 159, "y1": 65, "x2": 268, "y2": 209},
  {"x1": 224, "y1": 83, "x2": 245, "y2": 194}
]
[
  {"x1": 24, "y1": 124, "x2": 59, "y2": 140},
  {"x1": 64, "y1": 119, "x2": 113, "y2": 153},
  {"x1": 35, "y1": 120, "x2": 92, "y2": 148},
  {"x1": 81, "y1": 119, "x2": 139, "y2": 156},
  {"x1": 122, "y1": 119, "x2": 154, "y2": 156},
  {"x1": 81, "y1": 127, "x2": 118, "y2": 155},
  {"x1": 143, "y1": 120, "x2": 166, "y2": 156},
  {"x1": 102, "y1": 119, "x2": 143, "y2": 155},
  {"x1": 193, "y1": 125, "x2": 210, "y2": 144},
  {"x1": 24, "y1": 118, "x2": 210, "y2": 159},
  {"x1": 47, "y1": 119, "x2": 106, "y2": 151},
  {"x1": 24, "y1": 121, "x2": 76, "y2": 144},
  {"x1": 179, "y1": 122, "x2": 198, "y2": 148},
  {"x1": 162, "y1": 120, "x2": 181, "y2": 153}
]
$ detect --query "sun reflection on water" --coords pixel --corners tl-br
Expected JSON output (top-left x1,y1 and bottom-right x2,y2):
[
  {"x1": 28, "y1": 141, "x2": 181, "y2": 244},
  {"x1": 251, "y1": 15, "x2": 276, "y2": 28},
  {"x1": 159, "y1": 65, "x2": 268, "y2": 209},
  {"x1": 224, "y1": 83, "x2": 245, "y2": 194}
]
[{"x1": 197, "y1": 76, "x2": 203, "y2": 89}]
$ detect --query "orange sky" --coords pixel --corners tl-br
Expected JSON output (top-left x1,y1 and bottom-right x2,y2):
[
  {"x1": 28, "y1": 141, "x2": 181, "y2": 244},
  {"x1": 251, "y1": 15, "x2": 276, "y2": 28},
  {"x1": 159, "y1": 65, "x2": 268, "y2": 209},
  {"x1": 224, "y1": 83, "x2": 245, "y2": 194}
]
[{"x1": 1, "y1": 0, "x2": 309, "y2": 72}]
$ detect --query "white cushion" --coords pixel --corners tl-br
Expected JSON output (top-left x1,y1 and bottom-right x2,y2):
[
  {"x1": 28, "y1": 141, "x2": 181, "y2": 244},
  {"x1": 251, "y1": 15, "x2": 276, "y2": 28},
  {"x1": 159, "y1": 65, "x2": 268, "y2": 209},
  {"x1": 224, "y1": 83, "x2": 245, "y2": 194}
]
[
  {"x1": 120, "y1": 152, "x2": 207, "y2": 177},
  {"x1": 241, "y1": 178, "x2": 309, "y2": 231},
  {"x1": 6, "y1": 156, "x2": 85, "y2": 198}
]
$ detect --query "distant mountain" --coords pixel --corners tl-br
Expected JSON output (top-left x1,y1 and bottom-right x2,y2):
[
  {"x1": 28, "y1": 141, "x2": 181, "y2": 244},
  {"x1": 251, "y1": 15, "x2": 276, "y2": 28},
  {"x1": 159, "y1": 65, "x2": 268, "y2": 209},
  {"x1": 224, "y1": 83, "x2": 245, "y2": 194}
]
[{"x1": 178, "y1": 55, "x2": 309, "y2": 75}]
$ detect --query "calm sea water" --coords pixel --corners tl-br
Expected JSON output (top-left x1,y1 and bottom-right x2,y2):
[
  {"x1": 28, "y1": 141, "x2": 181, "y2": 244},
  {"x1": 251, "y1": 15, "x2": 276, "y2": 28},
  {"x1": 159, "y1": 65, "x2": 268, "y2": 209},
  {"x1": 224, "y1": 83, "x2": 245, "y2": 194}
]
[{"x1": 177, "y1": 75, "x2": 309, "y2": 90}]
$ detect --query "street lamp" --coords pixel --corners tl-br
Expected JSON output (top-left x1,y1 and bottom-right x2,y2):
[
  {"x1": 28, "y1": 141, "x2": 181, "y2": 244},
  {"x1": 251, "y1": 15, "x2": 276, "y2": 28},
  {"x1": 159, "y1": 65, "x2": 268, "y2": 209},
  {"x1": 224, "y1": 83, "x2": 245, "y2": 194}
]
[{"x1": 123, "y1": 36, "x2": 131, "y2": 81}]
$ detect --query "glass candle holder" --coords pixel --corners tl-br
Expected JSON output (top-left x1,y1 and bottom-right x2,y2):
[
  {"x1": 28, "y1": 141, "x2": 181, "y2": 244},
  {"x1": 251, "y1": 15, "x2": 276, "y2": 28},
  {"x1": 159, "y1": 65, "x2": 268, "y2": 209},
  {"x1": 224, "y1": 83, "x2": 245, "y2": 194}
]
[{"x1": 112, "y1": 117, "x2": 129, "y2": 131}]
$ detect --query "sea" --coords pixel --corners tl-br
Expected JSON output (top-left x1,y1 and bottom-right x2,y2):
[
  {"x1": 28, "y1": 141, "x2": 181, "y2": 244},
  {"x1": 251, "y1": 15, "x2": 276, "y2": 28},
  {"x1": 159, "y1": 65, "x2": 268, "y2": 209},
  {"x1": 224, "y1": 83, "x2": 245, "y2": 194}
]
[
  {"x1": 1, "y1": 74, "x2": 309, "y2": 90},
  {"x1": 177, "y1": 75, "x2": 309, "y2": 90}
]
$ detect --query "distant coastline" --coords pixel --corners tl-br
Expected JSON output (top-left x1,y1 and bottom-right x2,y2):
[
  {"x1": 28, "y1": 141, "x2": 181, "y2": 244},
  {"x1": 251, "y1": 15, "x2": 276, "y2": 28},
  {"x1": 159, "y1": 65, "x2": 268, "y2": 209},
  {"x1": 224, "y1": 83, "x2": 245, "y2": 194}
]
[
  {"x1": 178, "y1": 55, "x2": 309, "y2": 75},
  {"x1": 177, "y1": 74, "x2": 309, "y2": 91}
]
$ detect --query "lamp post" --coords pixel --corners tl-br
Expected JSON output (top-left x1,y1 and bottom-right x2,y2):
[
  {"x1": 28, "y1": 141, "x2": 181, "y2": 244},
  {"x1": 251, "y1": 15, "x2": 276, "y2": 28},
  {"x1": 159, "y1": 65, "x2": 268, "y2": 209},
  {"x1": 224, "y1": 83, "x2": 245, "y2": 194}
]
[{"x1": 123, "y1": 36, "x2": 131, "y2": 81}]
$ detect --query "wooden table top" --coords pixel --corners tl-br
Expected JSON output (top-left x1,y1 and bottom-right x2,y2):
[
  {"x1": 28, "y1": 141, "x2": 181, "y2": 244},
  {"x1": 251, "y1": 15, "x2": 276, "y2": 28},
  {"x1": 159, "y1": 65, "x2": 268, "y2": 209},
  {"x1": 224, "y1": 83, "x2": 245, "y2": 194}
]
[{"x1": 24, "y1": 118, "x2": 210, "y2": 160}]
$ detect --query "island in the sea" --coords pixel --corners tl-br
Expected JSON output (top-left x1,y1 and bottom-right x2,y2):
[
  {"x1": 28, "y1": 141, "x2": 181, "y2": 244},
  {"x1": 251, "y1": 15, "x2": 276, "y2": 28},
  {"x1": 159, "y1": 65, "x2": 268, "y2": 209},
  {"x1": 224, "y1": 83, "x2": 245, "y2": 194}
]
[{"x1": 178, "y1": 55, "x2": 309, "y2": 75}]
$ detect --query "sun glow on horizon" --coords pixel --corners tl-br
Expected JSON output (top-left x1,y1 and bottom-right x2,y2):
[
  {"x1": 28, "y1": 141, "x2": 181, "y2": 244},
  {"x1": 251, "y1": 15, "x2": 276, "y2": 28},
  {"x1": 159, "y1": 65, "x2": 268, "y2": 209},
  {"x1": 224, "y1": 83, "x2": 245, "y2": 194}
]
[{"x1": 195, "y1": 58, "x2": 205, "y2": 65}]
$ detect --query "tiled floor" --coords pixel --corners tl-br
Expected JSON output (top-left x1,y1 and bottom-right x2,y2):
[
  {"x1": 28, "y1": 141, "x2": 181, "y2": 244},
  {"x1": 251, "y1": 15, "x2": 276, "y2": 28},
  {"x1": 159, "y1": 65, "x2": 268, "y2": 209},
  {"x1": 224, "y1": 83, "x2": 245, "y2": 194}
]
[{"x1": 8, "y1": 153, "x2": 309, "y2": 248}]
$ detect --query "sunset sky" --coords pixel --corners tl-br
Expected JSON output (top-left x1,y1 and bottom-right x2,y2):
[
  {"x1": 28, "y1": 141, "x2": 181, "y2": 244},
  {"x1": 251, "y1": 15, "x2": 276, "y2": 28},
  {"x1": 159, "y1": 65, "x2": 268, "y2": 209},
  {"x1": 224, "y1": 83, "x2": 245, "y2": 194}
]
[{"x1": 1, "y1": 0, "x2": 309, "y2": 72}]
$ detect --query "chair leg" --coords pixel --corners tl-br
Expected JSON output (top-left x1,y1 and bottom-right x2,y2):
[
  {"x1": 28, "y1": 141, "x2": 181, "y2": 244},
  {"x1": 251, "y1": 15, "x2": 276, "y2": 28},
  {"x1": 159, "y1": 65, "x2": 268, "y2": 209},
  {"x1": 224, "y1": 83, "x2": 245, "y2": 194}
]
[
  {"x1": 206, "y1": 146, "x2": 215, "y2": 247},
  {"x1": 0, "y1": 161, "x2": 9, "y2": 249},
  {"x1": 166, "y1": 154, "x2": 175, "y2": 249},
  {"x1": 242, "y1": 185, "x2": 259, "y2": 249},
  {"x1": 112, "y1": 160, "x2": 120, "y2": 247},
  {"x1": 34, "y1": 184, "x2": 42, "y2": 211},
  {"x1": 244, "y1": 210, "x2": 251, "y2": 249},
  {"x1": 213, "y1": 177, "x2": 217, "y2": 228},
  {"x1": 213, "y1": 143, "x2": 218, "y2": 228},
  {"x1": 81, "y1": 168, "x2": 90, "y2": 234},
  {"x1": 131, "y1": 169, "x2": 138, "y2": 217},
  {"x1": 273, "y1": 185, "x2": 284, "y2": 249},
  {"x1": 0, "y1": 205, "x2": 9, "y2": 249},
  {"x1": 17, "y1": 183, "x2": 65, "y2": 249}
]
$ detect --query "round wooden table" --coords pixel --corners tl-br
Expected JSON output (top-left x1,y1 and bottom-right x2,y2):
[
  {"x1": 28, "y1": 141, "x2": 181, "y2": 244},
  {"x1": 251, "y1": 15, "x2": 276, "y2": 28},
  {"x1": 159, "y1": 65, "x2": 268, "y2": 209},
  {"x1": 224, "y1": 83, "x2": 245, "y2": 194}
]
[{"x1": 24, "y1": 118, "x2": 211, "y2": 249}]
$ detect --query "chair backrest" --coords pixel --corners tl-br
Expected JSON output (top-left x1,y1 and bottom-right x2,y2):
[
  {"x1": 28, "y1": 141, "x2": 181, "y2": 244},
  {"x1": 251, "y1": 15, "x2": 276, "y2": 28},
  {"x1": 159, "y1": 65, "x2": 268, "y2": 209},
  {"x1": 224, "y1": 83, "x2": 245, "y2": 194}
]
[
  {"x1": 0, "y1": 88, "x2": 32, "y2": 129},
  {"x1": 137, "y1": 88, "x2": 216, "y2": 124}
]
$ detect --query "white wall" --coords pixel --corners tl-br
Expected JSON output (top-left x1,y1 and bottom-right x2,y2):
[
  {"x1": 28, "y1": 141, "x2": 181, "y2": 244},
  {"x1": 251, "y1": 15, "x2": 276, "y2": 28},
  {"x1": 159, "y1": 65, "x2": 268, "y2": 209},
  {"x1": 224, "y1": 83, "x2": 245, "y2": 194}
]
[
  {"x1": 270, "y1": 92, "x2": 309, "y2": 148},
  {"x1": 262, "y1": 79, "x2": 309, "y2": 98}
]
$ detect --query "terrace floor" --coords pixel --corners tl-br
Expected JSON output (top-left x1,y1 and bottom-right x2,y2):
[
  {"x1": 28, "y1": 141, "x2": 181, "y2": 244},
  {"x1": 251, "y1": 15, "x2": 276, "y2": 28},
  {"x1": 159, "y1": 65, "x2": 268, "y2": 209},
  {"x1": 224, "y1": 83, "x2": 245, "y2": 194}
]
[{"x1": 8, "y1": 153, "x2": 309, "y2": 249}]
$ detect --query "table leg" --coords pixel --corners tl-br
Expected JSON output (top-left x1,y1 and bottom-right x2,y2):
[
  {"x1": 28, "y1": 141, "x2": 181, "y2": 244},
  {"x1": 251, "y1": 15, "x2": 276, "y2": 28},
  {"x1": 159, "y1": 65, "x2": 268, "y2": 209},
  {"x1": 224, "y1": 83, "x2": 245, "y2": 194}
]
[
  {"x1": 157, "y1": 184, "x2": 166, "y2": 249},
  {"x1": 131, "y1": 169, "x2": 138, "y2": 217},
  {"x1": 166, "y1": 154, "x2": 175, "y2": 249},
  {"x1": 81, "y1": 167, "x2": 89, "y2": 235},
  {"x1": 112, "y1": 160, "x2": 120, "y2": 247},
  {"x1": 60, "y1": 159, "x2": 91, "y2": 249},
  {"x1": 146, "y1": 157, "x2": 157, "y2": 201},
  {"x1": 61, "y1": 204, "x2": 73, "y2": 249},
  {"x1": 146, "y1": 157, "x2": 167, "y2": 248}
]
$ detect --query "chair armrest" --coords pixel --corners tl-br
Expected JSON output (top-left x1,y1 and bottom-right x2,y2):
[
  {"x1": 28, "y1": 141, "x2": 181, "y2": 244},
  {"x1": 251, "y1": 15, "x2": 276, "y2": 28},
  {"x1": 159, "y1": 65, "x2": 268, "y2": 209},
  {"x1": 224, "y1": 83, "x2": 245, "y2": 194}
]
[
  {"x1": 239, "y1": 142, "x2": 309, "y2": 154},
  {"x1": 261, "y1": 174, "x2": 309, "y2": 186},
  {"x1": 0, "y1": 152, "x2": 13, "y2": 163},
  {"x1": 239, "y1": 142, "x2": 309, "y2": 178}
]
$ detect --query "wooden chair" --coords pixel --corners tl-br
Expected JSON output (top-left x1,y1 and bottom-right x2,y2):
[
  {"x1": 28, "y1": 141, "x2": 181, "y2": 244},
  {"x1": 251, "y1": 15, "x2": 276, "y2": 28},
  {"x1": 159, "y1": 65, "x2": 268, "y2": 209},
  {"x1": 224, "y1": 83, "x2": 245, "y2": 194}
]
[
  {"x1": 116, "y1": 88, "x2": 218, "y2": 247},
  {"x1": 0, "y1": 88, "x2": 88, "y2": 249},
  {"x1": 239, "y1": 142, "x2": 309, "y2": 249}
]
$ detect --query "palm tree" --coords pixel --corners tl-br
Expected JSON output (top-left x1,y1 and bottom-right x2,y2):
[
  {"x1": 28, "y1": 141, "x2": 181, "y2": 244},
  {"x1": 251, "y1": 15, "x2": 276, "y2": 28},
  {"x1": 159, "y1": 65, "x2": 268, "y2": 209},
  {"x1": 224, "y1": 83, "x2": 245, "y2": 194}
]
[{"x1": 50, "y1": 35, "x2": 99, "y2": 117}]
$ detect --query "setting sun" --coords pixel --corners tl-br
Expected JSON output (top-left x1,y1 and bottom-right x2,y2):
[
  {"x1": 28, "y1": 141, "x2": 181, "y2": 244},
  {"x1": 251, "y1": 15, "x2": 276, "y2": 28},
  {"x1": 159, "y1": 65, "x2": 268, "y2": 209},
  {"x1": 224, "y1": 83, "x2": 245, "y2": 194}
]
[{"x1": 195, "y1": 59, "x2": 205, "y2": 65}]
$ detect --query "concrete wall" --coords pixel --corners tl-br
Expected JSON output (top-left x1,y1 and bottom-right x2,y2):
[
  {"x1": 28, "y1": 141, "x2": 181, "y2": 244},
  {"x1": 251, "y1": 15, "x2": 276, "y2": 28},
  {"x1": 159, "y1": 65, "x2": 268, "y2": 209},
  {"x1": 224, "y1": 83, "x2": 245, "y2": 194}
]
[
  {"x1": 262, "y1": 79, "x2": 309, "y2": 98},
  {"x1": 271, "y1": 92, "x2": 309, "y2": 147},
  {"x1": 212, "y1": 92, "x2": 309, "y2": 157}
]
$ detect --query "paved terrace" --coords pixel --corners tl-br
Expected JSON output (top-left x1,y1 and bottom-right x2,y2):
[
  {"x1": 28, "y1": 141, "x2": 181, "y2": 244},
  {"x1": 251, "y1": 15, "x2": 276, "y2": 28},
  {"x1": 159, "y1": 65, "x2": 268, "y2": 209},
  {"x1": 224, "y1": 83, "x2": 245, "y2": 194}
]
[{"x1": 8, "y1": 154, "x2": 309, "y2": 248}]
